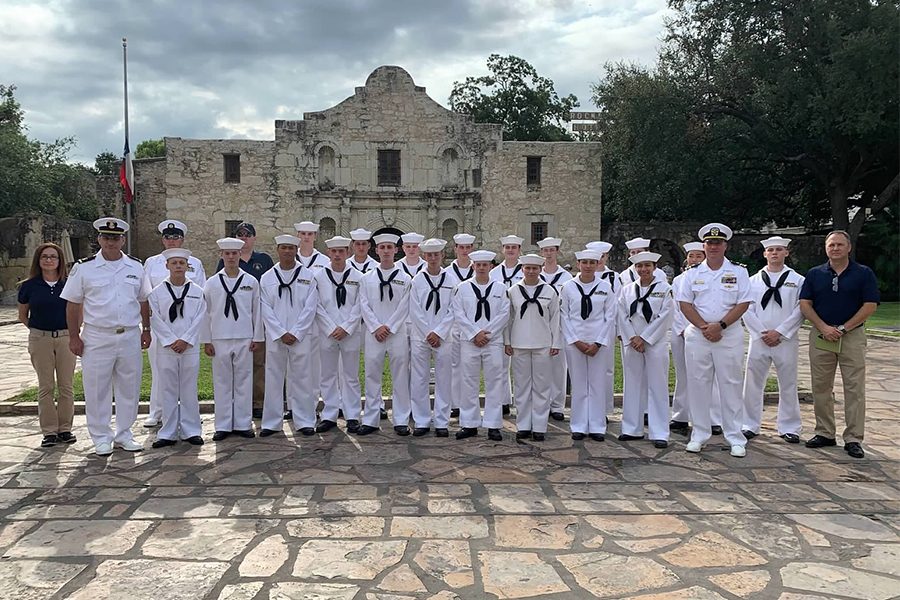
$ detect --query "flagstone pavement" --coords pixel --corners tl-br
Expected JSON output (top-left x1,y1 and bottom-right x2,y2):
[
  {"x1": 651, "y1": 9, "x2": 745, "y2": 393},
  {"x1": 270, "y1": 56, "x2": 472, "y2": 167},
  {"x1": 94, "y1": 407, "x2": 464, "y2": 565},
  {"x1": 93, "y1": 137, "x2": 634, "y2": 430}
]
[{"x1": 0, "y1": 322, "x2": 898, "y2": 599}]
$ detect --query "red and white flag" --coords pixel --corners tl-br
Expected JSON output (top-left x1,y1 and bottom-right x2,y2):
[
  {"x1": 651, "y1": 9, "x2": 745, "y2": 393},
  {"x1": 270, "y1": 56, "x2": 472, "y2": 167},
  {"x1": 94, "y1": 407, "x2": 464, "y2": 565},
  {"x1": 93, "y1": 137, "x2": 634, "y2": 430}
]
[{"x1": 119, "y1": 136, "x2": 134, "y2": 204}]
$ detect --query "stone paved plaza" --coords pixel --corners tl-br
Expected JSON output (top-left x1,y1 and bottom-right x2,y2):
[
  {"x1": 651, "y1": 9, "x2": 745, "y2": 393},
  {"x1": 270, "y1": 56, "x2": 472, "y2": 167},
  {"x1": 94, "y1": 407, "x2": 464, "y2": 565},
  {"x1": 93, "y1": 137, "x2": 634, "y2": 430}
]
[{"x1": 0, "y1": 312, "x2": 898, "y2": 599}]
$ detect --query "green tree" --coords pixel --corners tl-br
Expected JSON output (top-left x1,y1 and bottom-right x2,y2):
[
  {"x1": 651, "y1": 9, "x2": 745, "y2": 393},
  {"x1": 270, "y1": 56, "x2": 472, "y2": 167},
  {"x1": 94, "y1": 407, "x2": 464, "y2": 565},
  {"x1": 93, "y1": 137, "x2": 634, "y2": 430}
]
[
  {"x1": 135, "y1": 138, "x2": 165, "y2": 158},
  {"x1": 449, "y1": 54, "x2": 578, "y2": 141},
  {"x1": 94, "y1": 151, "x2": 119, "y2": 177}
]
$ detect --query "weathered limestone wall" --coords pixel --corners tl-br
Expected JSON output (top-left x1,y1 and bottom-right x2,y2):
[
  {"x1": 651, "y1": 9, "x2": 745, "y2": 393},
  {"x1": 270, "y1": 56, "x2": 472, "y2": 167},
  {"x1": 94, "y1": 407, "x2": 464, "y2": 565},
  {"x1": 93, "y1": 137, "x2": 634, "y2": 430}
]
[
  {"x1": 481, "y1": 141, "x2": 603, "y2": 263},
  {"x1": 132, "y1": 157, "x2": 167, "y2": 260}
]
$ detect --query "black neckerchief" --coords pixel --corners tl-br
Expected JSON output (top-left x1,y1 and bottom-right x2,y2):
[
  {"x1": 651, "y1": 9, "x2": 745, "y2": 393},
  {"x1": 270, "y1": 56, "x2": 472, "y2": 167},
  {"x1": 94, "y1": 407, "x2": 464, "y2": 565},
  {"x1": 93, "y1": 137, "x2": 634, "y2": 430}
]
[
  {"x1": 219, "y1": 273, "x2": 245, "y2": 320},
  {"x1": 300, "y1": 252, "x2": 321, "y2": 269},
  {"x1": 472, "y1": 282, "x2": 493, "y2": 322},
  {"x1": 575, "y1": 281, "x2": 599, "y2": 320},
  {"x1": 351, "y1": 259, "x2": 370, "y2": 274},
  {"x1": 453, "y1": 263, "x2": 473, "y2": 281},
  {"x1": 519, "y1": 284, "x2": 546, "y2": 319},
  {"x1": 629, "y1": 282, "x2": 658, "y2": 322},
  {"x1": 761, "y1": 269, "x2": 790, "y2": 309},
  {"x1": 502, "y1": 264, "x2": 522, "y2": 286},
  {"x1": 401, "y1": 261, "x2": 424, "y2": 277},
  {"x1": 424, "y1": 272, "x2": 446, "y2": 315},
  {"x1": 599, "y1": 270, "x2": 616, "y2": 292},
  {"x1": 326, "y1": 268, "x2": 351, "y2": 308},
  {"x1": 274, "y1": 265, "x2": 302, "y2": 306},
  {"x1": 377, "y1": 268, "x2": 399, "y2": 302},
  {"x1": 165, "y1": 281, "x2": 190, "y2": 322},
  {"x1": 542, "y1": 270, "x2": 564, "y2": 291},
  {"x1": 628, "y1": 268, "x2": 637, "y2": 282}
]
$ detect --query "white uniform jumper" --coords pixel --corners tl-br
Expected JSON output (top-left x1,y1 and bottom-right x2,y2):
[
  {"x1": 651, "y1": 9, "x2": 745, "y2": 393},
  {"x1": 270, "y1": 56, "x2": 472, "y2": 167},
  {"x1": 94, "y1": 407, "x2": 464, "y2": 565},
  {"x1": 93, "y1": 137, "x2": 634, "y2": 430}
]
[
  {"x1": 452, "y1": 280, "x2": 510, "y2": 429},
  {"x1": 596, "y1": 267, "x2": 619, "y2": 415},
  {"x1": 201, "y1": 270, "x2": 265, "y2": 432},
  {"x1": 148, "y1": 278, "x2": 206, "y2": 441},
  {"x1": 260, "y1": 264, "x2": 319, "y2": 431},
  {"x1": 298, "y1": 250, "x2": 327, "y2": 405},
  {"x1": 143, "y1": 253, "x2": 206, "y2": 424},
  {"x1": 618, "y1": 280, "x2": 675, "y2": 440},
  {"x1": 541, "y1": 267, "x2": 574, "y2": 413},
  {"x1": 505, "y1": 282, "x2": 561, "y2": 434},
  {"x1": 676, "y1": 258, "x2": 753, "y2": 448},
  {"x1": 490, "y1": 263, "x2": 525, "y2": 405},
  {"x1": 617, "y1": 265, "x2": 668, "y2": 288},
  {"x1": 61, "y1": 253, "x2": 149, "y2": 447},
  {"x1": 741, "y1": 266, "x2": 805, "y2": 435},
  {"x1": 359, "y1": 266, "x2": 412, "y2": 427},
  {"x1": 410, "y1": 268, "x2": 458, "y2": 429},
  {"x1": 349, "y1": 255, "x2": 378, "y2": 274},
  {"x1": 560, "y1": 276, "x2": 616, "y2": 435},
  {"x1": 448, "y1": 260, "x2": 474, "y2": 411},
  {"x1": 315, "y1": 265, "x2": 364, "y2": 423}
]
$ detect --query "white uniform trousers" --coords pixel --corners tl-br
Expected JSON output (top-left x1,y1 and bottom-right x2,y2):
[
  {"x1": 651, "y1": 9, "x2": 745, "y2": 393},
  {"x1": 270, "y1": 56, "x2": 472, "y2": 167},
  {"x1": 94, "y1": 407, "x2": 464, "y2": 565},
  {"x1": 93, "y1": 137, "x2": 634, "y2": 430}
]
[
  {"x1": 549, "y1": 349, "x2": 567, "y2": 412},
  {"x1": 512, "y1": 348, "x2": 553, "y2": 433},
  {"x1": 459, "y1": 340, "x2": 505, "y2": 429},
  {"x1": 263, "y1": 339, "x2": 316, "y2": 431},
  {"x1": 320, "y1": 333, "x2": 362, "y2": 423},
  {"x1": 155, "y1": 346, "x2": 201, "y2": 441},
  {"x1": 211, "y1": 339, "x2": 253, "y2": 432},
  {"x1": 742, "y1": 336, "x2": 801, "y2": 435},
  {"x1": 81, "y1": 325, "x2": 142, "y2": 446},
  {"x1": 566, "y1": 345, "x2": 609, "y2": 435},
  {"x1": 147, "y1": 338, "x2": 163, "y2": 422},
  {"x1": 309, "y1": 333, "x2": 321, "y2": 407},
  {"x1": 410, "y1": 338, "x2": 453, "y2": 429},
  {"x1": 502, "y1": 352, "x2": 513, "y2": 405},
  {"x1": 362, "y1": 332, "x2": 410, "y2": 427},
  {"x1": 601, "y1": 341, "x2": 615, "y2": 415},
  {"x1": 449, "y1": 333, "x2": 461, "y2": 410},
  {"x1": 670, "y1": 332, "x2": 690, "y2": 422},
  {"x1": 621, "y1": 341, "x2": 670, "y2": 440},
  {"x1": 685, "y1": 325, "x2": 745, "y2": 447}
]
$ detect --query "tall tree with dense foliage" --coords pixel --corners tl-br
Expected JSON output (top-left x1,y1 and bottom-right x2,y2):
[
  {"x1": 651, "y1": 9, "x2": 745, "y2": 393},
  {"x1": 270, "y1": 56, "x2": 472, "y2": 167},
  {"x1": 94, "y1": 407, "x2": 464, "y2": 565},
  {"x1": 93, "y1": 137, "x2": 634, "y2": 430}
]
[{"x1": 450, "y1": 54, "x2": 578, "y2": 141}]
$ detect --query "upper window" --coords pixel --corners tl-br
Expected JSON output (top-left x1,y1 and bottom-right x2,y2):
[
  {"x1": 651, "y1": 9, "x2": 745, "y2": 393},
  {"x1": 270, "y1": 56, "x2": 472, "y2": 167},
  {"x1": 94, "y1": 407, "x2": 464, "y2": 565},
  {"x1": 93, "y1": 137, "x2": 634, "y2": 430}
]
[
  {"x1": 471, "y1": 168, "x2": 482, "y2": 188},
  {"x1": 526, "y1": 156, "x2": 542, "y2": 186},
  {"x1": 530, "y1": 222, "x2": 548, "y2": 246},
  {"x1": 378, "y1": 149, "x2": 401, "y2": 186},
  {"x1": 224, "y1": 154, "x2": 241, "y2": 184}
]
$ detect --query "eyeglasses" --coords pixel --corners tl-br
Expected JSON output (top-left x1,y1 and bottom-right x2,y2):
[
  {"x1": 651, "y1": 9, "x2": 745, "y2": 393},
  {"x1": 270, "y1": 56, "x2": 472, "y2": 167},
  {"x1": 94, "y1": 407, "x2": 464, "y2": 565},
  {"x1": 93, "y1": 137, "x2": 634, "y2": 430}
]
[
  {"x1": 40, "y1": 255, "x2": 59, "y2": 261},
  {"x1": 832, "y1": 276, "x2": 839, "y2": 292}
]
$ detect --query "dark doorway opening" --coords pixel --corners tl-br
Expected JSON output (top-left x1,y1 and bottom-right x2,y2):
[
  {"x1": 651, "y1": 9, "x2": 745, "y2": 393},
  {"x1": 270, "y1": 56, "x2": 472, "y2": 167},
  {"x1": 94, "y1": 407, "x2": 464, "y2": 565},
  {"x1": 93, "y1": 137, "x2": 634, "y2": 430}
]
[{"x1": 371, "y1": 227, "x2": 406, "y2": 261}]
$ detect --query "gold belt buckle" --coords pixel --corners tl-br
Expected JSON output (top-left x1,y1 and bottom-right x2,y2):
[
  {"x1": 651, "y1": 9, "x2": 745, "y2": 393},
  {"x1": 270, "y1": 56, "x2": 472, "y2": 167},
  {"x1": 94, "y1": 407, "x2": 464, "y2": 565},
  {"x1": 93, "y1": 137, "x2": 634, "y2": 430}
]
[{"x1": 115, "y1": 327, "x2": 125, "y2": 334}]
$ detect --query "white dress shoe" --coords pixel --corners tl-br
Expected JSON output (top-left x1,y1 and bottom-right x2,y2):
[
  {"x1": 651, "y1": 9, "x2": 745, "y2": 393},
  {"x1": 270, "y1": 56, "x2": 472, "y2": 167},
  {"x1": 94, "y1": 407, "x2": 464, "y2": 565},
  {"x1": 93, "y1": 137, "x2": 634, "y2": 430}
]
[
  {"x1": 730, "y1": 445, "x2": 746, "y2": 458},
  {"x1": 94, "y1": 442, "x2": 113, "y2": 456},
  {"x1": 685, "y1": 441, "x2": 704, "y2": 453},
  {"x1": 143, "y1": 417, "x2": 160, "y2": 428},
  {"x1": 116, "y1": 439, "x2": 144, "y2": 452}
]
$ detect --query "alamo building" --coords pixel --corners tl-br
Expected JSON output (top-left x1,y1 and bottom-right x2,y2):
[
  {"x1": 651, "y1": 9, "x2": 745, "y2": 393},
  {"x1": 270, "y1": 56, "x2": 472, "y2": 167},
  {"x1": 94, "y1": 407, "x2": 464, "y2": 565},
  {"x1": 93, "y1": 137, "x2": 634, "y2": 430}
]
[{"x1": 126, "y1": 66, "x2": 602, "y2": 266}]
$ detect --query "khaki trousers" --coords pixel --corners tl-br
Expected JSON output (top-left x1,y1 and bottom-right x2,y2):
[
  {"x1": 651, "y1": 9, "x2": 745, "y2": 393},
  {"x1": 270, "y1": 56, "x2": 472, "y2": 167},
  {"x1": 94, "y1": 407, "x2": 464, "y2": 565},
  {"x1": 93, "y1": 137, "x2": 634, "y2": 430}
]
[
  {"x1": 809, "y1": 326, "x2": 867, "y2": 443},
  {"x1": 28, "y1": 330, "x2": 77, "y2": 435}
]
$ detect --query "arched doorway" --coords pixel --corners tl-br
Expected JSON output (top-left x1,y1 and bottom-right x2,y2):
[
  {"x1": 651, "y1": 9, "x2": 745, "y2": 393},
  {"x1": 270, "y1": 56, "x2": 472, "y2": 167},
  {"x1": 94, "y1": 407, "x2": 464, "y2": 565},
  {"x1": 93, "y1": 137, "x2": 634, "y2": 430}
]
[
  {"x1": 371, "y1": 226, "x2": 405, "y2": 261},
  {"x1": 649, "y1": 238, "x2": 683, "y2": 279}
]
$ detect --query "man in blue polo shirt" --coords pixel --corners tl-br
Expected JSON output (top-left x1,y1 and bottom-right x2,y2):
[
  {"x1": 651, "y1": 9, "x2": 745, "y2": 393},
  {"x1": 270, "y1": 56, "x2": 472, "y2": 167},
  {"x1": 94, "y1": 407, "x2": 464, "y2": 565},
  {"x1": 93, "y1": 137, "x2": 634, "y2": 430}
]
[{"x1": 799, "y1": 230, "x2": 879, "y2": 459}]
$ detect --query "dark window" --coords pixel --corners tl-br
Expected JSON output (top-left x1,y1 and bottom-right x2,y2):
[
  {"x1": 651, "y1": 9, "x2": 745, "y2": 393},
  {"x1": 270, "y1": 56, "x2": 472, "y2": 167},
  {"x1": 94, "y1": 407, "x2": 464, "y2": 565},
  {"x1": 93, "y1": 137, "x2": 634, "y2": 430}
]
[
  {"x1": 526, "y1": 156, "x2": 541, "y2": 186},
  {"x1": 471, "y1": 168, "x2": 482, "y2": 188},
  {"x1": 225, "y1": 219, "x2": 242, "y2": 236},
  {"x1": 531, "y1": 222, "x2": 548, "y2": 246},
  {"x1": 378, "y1": 149, "x2": 401, "y2": 186},
  {"x1": 224, "y1": 154, "x2": 241, "y2": 183}
]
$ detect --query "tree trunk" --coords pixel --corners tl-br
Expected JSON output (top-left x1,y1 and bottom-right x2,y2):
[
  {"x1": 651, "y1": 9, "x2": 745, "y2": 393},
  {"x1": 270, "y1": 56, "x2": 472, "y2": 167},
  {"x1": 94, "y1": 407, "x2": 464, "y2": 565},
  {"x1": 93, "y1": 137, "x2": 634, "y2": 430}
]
[{"x1": 848, "y1": 171, "x2": 900, "y2": 247}]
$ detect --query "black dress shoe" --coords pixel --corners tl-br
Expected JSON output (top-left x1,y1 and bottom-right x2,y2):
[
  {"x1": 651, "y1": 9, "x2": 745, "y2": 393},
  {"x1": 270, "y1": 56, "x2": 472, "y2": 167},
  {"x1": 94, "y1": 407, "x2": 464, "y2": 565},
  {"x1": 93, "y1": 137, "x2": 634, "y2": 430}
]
[
  {"x1": 259, "y1": 428, "x2": 281, "y2": 437},
  {"x1": 346, "y1": 420, "x2": 360, "y2": 433},
  {"x1": 449, "y1": 408, "x2": 460, "y2": 418},
  {"x1": 487, "y1": 428, "x2": 502, "y2": 441},
  {"x1": 283, "y1": 410, "x2": 293, "y2": 420},
  {"x1": 40, "y1": 434, "x2": 58, "y2": 448},
  {"x1": 618, "y1": 434, "x2": 645, "y2": 441},
  {"x1": 356, "y1": 425, "x2": 379, "y2": 436},
  {"x1": 298, "y1": 427, "x2": 316, "y2": 436},
  {"x1": 338, "y1": 409, "x2": 344, "y2": 419},
  {"x1": 589, "y1": 433, "x2": 605, "y2": 442},
  {"x1": 531, "y1": 432, "x2": 545, "y2": 442},
  {"x1": 550, "y1": 411, "x2": 565, "y2": 421},
  {"x1": 653, "y1": 440, "x2": 668, "y2": 449},
  {"x1": 316, "y1": 420, "x2": 337, "y2": 433},
  {"x1": 57, "y1": 431, "x2": 76, "y2": 443},
  {"x1": 152, "y1": 438, "x2": 177, "y2": 448},
  {"x1": 380, "y1": 408, "x2": 389, "y2": 420},
  {"x1": 515, "y1": 430, "x2": 532, "y2": 440},
  {"x1": 571, "y1": 432, "x2": 586, "y2": 441},
  {"x1": 232, "y1": 429, "x2": 256, "y2": 438},
  {"x1": 844, "y1": 442, "x2": 865, "y2": 458},
  {"x1": 643, "y1": 414, "x2": 649, "y2": 426},
  {"x1": 711, "y1": 425, "x2": 723, "y2": 436},
  {"x1": 394, "y1": 425, "x2": 411, "y2": 436},
  {"x1": 413, "y1": 427, "x2": 429, "y2": 437},
  {"x1": 780, "y1": 433, "x2": 800, "y2": 444},
  {"x1": 742, "y1": 430, "x2": 758, "y2": 440},
  {"x1": 212, "y1": 431, "x2": 230, "y2": 441},
  {"x1": 805, "y1": 434, "x2": 837, "y2": 448},
  {"x1": 185, "y1": 436, "x2": 204, "y2": 446},
  {"x1": 502, "y1": 404, "x2": 511, "y2": 416},
  {"x1": 455, "y1": 427, "x2": 478, "y2": 440},
  {"x1": 435, "y1": 428, "x2": 449, "y2": 438},
  {"x1": 252, "y1": 408, "x2": 263, "y2": 419},
  {"x1": 669, "y1": 420, "x2": 690, "y2": 434}
]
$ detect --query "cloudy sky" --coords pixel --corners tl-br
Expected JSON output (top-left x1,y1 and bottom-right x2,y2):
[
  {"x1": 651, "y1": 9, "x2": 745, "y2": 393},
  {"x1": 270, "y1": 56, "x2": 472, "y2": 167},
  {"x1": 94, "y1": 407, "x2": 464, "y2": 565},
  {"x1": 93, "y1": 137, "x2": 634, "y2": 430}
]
[{"x1": 1, "y1": 0, "x2": 670, "y2": 165}]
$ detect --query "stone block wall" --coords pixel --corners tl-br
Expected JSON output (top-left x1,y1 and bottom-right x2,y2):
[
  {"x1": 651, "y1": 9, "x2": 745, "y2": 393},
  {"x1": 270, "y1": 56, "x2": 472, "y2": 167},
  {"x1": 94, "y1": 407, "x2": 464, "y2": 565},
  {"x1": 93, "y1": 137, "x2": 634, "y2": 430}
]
[{"x1": 132, "y1": 157, "x2": 167, "y2": 260}]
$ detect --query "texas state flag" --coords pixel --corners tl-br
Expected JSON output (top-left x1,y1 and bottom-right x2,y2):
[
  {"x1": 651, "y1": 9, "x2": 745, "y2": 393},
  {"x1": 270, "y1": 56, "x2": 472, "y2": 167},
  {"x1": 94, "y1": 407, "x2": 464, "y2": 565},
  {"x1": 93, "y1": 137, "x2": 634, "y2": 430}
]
[{"x1": 119, "y1": 136, "x2": 134, "y2": 204}]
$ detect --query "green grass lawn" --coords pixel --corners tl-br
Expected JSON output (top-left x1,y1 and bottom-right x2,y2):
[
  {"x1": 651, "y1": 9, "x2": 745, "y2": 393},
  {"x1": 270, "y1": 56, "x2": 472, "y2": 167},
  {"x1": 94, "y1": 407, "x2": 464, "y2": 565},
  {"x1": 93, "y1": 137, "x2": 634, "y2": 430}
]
[
  {"x1": 8, "y1": 342, "x2": 780, "y2": 402},
  {"x1": 866, "y1": 301, "x2": 899, "y2": 332}
]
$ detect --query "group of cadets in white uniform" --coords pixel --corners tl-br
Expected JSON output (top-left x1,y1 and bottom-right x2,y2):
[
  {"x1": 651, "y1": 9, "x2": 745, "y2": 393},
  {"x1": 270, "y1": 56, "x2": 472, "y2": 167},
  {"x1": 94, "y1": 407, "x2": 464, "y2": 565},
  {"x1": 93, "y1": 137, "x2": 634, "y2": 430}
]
[{"x1": 65, "y1": 217, "x2": 806, "y2": 459}]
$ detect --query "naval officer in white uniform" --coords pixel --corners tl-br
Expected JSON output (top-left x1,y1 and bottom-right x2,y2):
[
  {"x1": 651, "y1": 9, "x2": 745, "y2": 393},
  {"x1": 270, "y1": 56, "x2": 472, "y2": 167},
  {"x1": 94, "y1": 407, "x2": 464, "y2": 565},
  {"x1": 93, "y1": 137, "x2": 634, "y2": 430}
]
[{"x1": 62, "y1": 217, "x2": 151, "y2": 456}]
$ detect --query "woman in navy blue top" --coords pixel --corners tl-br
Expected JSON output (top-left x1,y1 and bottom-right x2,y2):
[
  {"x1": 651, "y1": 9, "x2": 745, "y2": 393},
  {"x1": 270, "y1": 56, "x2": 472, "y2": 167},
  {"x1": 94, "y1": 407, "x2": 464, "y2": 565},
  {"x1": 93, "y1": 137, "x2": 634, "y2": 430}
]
[{"x1": 17, "y1": 243, "x2": 78, "y2": 448}]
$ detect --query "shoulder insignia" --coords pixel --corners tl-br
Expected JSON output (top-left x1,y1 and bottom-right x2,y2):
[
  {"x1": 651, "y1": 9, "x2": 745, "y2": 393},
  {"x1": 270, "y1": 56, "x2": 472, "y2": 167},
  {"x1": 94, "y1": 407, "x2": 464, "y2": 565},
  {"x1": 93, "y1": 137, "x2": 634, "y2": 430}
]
[
  {"x1": 688, "y1": 263, "x2": 701, "y2": 269},
  {"x1": 732, "y1": 261, "x2": 746, "y2": 268},
  {"x1": 77, "y1": 255, "x2": 97, "y2": 264},
  {"x1": 127, "y1": 254, "x2": 143, "y2": 264}
]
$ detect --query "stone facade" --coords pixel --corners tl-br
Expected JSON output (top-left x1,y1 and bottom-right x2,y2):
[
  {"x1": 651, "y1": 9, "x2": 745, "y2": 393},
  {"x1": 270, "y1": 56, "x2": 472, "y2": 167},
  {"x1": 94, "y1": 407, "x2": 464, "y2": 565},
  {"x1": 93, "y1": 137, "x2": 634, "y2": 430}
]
[{"x1": 127, "y1": 66, "x2": 602, "y2": 268}]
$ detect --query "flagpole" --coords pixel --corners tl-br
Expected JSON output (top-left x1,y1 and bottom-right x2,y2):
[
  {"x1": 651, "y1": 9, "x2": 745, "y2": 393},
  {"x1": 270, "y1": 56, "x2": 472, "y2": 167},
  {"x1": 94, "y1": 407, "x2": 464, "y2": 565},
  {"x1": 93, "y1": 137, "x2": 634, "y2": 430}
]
[{"x1": 122, "y1": 37, "x2": 132, "y2": 255}]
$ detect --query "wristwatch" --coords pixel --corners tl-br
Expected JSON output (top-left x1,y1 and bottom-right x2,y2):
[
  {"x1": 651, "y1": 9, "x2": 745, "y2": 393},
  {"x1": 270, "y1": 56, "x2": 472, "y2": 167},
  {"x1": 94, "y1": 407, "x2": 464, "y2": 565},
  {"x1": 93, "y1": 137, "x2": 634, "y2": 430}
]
[
  {"x1": 142, "y1": 326, "x2": 151, "y2": 332},
  {"x1": 718, "y1": 321, "x2": 728, "y2": 330},
  {"x1": 836, "y1": 325, "x2": 846, "y2": 334}
]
